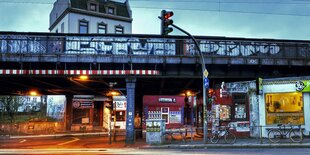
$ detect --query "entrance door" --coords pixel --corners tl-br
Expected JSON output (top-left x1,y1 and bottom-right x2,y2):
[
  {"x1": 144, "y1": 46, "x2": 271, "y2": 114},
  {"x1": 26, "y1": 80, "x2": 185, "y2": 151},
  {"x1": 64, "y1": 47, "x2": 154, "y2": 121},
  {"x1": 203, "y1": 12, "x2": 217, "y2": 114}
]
[{"x1": 93, "y1": 101, "x2": 103, "y2": 126}]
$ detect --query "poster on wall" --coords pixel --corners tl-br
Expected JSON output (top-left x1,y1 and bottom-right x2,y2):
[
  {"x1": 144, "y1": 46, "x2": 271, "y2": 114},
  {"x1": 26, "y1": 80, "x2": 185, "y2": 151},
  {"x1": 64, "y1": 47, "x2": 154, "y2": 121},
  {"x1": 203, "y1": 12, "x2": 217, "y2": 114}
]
[
  {"x1": 113, "y1": 96, "x2": 127, "y2": 110},
  {"x1": 47, "y1": 95, "x2": 66, "y2": 121},
  {"x1": 169, "y1": 111, "x2": 181, "y2": 124}
]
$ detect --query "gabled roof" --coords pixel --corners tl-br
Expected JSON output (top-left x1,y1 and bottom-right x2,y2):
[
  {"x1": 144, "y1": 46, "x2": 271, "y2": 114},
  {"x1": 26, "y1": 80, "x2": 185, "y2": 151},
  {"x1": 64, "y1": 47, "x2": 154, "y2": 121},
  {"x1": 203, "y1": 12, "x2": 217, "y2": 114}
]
[{"x1": 70, "y1": 0, "x2": 131, "y2": 18}]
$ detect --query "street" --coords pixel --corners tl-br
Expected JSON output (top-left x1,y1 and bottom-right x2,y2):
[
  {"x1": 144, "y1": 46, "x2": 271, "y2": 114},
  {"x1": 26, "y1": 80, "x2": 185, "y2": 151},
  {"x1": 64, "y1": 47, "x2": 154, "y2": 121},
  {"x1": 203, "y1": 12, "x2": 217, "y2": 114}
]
[
  {"x1": 1, "y1": 148, "x2": 310, "y2": 155},
  {"x1": 1, "y1": 135, "x2": 310, "y2": 155}
]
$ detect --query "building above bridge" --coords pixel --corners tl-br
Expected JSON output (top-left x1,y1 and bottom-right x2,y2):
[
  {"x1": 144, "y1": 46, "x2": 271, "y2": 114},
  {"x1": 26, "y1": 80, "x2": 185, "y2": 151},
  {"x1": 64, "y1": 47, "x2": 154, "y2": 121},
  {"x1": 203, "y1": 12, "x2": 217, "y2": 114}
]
[{"x1": 49, "y1": 0, "x2": 132, "y2": 34}]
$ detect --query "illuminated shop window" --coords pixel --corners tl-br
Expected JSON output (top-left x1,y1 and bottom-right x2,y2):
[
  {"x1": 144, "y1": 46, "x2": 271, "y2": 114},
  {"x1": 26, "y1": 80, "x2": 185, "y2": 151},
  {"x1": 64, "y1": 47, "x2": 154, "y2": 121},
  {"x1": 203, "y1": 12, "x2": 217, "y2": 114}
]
[
  {"x1": 265, "y1": 92, "x2": 304, "y2": 125},
  {"x1": 219, "y1": 105, "x2": 231, "y2": 121}
]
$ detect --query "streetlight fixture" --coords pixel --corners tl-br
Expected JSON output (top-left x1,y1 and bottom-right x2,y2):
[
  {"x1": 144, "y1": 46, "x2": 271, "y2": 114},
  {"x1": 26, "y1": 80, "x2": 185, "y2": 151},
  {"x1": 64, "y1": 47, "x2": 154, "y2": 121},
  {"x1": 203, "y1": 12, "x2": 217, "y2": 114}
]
[
  {"x1": 29, "y1": 90, "x2": 38, "y2": 96},
  {"x1": 79, "y1": 75, "x2": 89, "y2": 81}
]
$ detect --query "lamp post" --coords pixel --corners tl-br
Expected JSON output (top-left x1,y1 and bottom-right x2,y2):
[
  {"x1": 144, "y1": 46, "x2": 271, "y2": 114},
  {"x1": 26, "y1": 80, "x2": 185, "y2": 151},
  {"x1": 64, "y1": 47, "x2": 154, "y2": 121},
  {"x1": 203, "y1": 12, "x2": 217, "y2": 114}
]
[{"x1": 170, "y1": 23, "x2": 209, "y2": 143}]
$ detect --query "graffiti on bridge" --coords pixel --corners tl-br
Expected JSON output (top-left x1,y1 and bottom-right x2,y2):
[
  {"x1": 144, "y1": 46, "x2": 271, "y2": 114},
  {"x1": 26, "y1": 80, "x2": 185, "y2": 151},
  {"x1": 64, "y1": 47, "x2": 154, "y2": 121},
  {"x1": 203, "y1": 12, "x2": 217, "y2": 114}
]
[{"x1": 2, "y1": 34, "x2": 308, "y2": 57}]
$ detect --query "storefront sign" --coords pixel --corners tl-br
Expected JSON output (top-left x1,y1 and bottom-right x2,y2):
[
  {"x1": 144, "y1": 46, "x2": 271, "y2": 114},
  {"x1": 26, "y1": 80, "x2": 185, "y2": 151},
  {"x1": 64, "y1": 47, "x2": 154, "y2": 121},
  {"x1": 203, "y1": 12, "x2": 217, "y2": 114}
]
[
  {"x1": 158, "y1": 98, "x2": 176, "y2": 103},
  {"x1": 296, "y1": 80, "x2": 310, "y2": 92},
  {"x1": 113, "y1": 96, "x2": 127, "y2": 110},
  {"x1": 113, "y1": 101, "x2": 126, "y2": 110},
  {"x1": 72, "y1": 100, "x2": 93, "y2": 109}
]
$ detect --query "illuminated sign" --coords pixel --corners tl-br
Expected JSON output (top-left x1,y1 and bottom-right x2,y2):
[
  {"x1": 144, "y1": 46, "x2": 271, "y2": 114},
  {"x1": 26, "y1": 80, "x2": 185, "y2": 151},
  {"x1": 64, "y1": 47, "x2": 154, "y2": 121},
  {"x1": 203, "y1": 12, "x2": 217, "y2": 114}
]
[
  {"x1": 158, "y1": 98, "x2": 176, "y2": 103},
  {"x1": 296, "y1": 80, "x2": 310, "y2": 92}
]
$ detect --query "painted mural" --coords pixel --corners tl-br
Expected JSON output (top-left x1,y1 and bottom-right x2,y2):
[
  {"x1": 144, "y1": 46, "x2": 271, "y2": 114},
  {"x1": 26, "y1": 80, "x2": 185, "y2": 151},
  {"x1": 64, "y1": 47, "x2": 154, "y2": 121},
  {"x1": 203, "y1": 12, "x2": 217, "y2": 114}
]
[
  {"x1": 46, "y1": 95, "x2": 66, "y2": 121},
  {"x1": 0, "y1": 95, "x2": 65, "y2": 123},
  {"x1": 4, "y1": 34, "x2": 307, "y2": 57}
]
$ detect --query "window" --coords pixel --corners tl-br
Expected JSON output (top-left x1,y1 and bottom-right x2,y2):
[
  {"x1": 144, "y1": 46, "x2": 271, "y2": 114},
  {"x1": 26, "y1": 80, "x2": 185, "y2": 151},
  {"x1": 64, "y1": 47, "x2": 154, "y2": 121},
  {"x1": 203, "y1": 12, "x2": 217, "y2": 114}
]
[
  {"x1": 161, "y1": 107, "x2": 169, "y2": 124},
  {"x1": 61, "y1": 22, "x2": 64, "y2": 33},
  {"x1": 107, "y1": 7, "x2": 115, "y2": 15},
  {"x1": 233, "y1": 93, "x2": 247, "y2": 120},
  {"x1": 79, "y1": 20, "x2": 88, "y2": 34},
  {"x1": 116, "y1": 111, "x2": 126, "y2": 121},
  {"x1": 265, "y1": 92, "x2": 304, "y2": 125},
  {"x1": 90, "y1": 3, "x2": 97, "y2": 11},
  {"x1": 115, "y1": 25, "x2": 124, "y2": 34},
  {"x1": 98, "y1": 23, "x2": 107, "y2": 34}
]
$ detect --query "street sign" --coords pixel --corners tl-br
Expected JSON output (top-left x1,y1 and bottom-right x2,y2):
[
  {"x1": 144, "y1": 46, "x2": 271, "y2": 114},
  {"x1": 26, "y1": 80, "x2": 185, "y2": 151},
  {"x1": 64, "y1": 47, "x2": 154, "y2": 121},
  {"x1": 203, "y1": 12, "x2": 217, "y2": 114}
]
[
  {"x1": 204, "y1": 77, "x2": 209, "y2": 88},
  {"x1": 203, "y1": 69, "x2": 209, "y2": 77}
]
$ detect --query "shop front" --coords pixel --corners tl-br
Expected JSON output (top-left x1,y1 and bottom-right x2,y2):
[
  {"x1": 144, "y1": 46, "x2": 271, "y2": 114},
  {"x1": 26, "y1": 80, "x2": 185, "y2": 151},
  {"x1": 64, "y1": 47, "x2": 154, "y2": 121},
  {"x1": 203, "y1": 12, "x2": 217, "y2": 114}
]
[
  {"x1": 259, "y1": 77, "x2": 310, "y2": 137},
  {"x1": 71, "y1": 95, "x2": 108, "y2": 131},
  {"x1": 142, "y1": 95, "x2": 195, "y2": 133},
  {"x1": 211, "y1": 82, "x2": 252, "y2": 137}
]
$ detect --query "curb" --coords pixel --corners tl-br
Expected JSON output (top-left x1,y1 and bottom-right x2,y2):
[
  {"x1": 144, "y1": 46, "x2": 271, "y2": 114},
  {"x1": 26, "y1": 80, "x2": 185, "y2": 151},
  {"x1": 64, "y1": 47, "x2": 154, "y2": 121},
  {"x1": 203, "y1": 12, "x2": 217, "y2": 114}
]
[{"x1": 140, "y1": 143, "x2": 310, "y2": 149}]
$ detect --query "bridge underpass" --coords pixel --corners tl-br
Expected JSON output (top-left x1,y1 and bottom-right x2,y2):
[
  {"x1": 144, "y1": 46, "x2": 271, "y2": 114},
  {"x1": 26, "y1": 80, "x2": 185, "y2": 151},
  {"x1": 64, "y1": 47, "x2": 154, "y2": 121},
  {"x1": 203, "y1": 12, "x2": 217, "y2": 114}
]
[{"x1": 1, "y1": 32, "x2": 310, "y2": 143}]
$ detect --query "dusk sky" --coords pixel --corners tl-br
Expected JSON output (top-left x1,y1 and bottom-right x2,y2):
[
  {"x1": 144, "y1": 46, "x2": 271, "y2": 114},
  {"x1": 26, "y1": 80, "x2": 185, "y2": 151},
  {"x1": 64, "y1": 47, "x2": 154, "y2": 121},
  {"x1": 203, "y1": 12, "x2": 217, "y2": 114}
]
[{"x1": 1, "y1": 0, "x2": 310, "y2": 40}]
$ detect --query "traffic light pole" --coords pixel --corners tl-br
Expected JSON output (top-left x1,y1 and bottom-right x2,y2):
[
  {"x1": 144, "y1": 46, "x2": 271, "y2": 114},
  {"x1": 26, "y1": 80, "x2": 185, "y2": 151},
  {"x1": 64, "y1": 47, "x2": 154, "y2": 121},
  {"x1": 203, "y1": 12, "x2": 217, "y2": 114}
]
[{"x1": 171, "y1": 23, "x2": 209, "y2": 143}]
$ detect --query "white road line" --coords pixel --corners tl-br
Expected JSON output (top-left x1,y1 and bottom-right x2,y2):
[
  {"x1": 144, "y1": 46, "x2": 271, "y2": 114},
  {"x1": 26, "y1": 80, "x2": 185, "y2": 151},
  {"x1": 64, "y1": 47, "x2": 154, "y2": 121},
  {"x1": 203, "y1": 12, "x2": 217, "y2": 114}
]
[
  {"x1": 57, "y1": 137, "x2": 80, "y2": 146},
  {"x1": 19, "y1": 139, "x2": 26, "y2": 143}
]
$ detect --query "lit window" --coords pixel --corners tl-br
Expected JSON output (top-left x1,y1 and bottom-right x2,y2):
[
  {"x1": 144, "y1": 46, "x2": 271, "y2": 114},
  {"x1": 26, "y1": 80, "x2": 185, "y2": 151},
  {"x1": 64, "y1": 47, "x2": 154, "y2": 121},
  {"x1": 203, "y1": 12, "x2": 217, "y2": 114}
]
[
  {"x1": 265, "y1": 92, "x2": 304, "y2": 125},
  {"x1": 107, "y1": 7, "x2": 115, "y2": 15},
  {"x1": 98, "y1": 23, "x2": 107, "y2": 34},
  {"x1": 115, "y1": 26, "x2": 124, "y2": 34},
  {"x1": 79, "y1": 20, "x2": 88, "y2": 34}
]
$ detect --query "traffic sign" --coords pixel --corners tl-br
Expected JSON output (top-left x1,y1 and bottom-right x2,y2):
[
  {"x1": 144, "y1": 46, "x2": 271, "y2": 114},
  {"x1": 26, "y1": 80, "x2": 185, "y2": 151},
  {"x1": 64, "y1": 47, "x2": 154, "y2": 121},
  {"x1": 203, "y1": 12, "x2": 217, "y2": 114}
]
[
  {"x1": 203, "y1": 69, "x2": 209, "y2": 77},
  {"x1": 204, "y1": 77, "x2": 209, "y2": 88}
]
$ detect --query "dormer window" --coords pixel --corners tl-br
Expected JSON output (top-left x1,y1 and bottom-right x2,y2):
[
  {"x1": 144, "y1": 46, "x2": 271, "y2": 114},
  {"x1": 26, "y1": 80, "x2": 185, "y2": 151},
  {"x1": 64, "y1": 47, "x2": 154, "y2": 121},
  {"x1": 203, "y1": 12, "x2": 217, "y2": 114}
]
[
  {"x1": 88, "y1": 1, "x2": 99, "y2": 12},
  {"x1": 107, "y1": 6, "x2": 115, "y2": 15},
  {"x1": 90, "y1": 3, "x2": 97, "y2": 11}
]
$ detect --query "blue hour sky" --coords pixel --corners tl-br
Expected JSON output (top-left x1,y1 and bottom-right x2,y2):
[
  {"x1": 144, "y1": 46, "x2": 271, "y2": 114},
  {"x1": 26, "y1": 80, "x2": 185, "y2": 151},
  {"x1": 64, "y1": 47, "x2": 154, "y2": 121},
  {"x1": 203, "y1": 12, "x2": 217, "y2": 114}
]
[{"x1": 1, "y1": 0, "x2": 310, "y2": 40}]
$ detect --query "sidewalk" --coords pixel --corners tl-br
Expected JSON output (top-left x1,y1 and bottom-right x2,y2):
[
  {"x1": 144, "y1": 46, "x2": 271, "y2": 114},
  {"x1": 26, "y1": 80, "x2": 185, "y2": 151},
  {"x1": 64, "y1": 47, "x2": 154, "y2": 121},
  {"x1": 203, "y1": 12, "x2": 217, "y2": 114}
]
[{"x1": 140, "y1": 137, "x2": 310, "y2": 149}]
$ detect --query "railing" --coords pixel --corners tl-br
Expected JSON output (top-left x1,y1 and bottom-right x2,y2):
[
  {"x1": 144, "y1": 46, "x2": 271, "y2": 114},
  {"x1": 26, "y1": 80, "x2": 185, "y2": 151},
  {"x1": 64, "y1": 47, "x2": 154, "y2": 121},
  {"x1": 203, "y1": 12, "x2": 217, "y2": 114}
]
[{"x1": 1, "y1": 32, "x2": 310, "y2": 59}]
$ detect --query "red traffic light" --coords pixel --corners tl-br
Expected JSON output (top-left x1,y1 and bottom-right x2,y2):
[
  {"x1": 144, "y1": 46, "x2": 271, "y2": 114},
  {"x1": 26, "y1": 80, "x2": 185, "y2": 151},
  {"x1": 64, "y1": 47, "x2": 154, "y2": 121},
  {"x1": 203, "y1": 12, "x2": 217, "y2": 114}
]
[
  {"x1": 160, "y1": 10, "x2": 174, "y2": 36},
  {"x1": 164, "y1": 11, "x2": 174, "y2": 19}
]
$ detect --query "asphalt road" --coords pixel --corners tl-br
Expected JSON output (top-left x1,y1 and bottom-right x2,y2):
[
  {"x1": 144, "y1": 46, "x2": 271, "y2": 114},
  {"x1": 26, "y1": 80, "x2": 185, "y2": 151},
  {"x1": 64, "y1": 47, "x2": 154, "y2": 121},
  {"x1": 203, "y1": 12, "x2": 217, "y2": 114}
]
[
  {"x1": 2, "y1": 148, "x2": 310, "y2": 155},
  {"x1": 2, "y1": 135, "x2": 310, "y2": 155},
  {"x1": 0, "y1": 135, "x2": 128, "y2": 149}
]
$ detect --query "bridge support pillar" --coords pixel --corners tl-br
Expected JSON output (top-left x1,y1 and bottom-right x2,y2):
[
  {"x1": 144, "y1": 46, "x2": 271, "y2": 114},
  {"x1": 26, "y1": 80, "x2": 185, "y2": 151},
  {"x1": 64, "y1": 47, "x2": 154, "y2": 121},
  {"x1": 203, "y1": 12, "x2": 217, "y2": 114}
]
[
  {"x1": 125, "y1": 77, "x2": 136, "y2": 144},
  {"x1": 65, "y1": 95, "x2": 73, "y2": 131}
]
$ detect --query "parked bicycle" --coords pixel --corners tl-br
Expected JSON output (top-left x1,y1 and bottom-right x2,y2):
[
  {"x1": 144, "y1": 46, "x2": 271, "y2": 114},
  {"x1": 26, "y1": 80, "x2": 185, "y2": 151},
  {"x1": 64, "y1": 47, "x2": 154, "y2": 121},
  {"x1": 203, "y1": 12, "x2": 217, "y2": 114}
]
[
  {"x1": 268, "y1": 124, "x2": 303, "y2": 143},
  {"x1": 210, "y1": 125, "x2": 236, "y2": 144}
]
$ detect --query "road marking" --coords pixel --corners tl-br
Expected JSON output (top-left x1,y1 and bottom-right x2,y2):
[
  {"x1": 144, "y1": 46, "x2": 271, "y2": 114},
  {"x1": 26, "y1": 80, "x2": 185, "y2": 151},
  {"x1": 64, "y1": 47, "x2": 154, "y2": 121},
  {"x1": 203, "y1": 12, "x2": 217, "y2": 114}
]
[
  {"x1": 57, "y1": 137, "x2": 80, "y2": 146},
  {"x1": 19, "y1": 139, "x2": 26, "y2": 143}
]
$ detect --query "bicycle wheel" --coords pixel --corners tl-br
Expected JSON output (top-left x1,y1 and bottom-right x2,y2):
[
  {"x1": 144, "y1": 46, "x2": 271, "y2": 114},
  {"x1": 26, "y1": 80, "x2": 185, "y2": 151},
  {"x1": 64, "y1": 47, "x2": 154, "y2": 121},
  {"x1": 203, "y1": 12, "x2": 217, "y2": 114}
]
[
  {"x1": 268, "y1": 129, "x2": 281, "y2": 143},
  {"x1": 289, "y1": 130, "x2": 302, "y2": 143},
  {"x1": 224, "y1": 132, "x2": 236, "y2": 144},
  {"x1": 210, "y1": 133, "x2": 220, "y2": 143}
]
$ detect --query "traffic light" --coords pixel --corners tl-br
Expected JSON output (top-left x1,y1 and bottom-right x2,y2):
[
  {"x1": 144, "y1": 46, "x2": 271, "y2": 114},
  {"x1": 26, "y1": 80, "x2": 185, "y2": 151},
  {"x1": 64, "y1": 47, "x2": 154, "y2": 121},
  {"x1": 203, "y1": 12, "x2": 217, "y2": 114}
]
[{"x1": 161, "y1": 10, "x2": 174, "y2": 36}]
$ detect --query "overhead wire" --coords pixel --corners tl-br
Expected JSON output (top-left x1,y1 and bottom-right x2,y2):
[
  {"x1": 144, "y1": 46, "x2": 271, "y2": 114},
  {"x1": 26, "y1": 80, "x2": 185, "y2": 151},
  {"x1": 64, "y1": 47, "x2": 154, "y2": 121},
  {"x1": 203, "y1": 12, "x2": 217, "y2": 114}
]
[{"x1": 0, "y1": 0, "x2": 309, "y2": 17}]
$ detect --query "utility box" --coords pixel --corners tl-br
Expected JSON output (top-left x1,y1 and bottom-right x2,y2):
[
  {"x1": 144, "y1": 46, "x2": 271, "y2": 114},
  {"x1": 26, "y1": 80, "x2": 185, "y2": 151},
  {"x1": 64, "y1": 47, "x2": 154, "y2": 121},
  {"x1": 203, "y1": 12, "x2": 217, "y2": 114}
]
[{"x1": 146, "y1": 119, "x2": 166, "y2": 144}]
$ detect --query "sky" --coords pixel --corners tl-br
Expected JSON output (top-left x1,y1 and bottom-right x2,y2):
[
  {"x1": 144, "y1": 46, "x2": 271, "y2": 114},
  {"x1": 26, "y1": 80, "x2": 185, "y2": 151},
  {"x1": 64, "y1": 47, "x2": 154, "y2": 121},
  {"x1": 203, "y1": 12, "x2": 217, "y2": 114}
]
[{"x1": 1, "y1": 0, "x2": 310, "y2": 40}]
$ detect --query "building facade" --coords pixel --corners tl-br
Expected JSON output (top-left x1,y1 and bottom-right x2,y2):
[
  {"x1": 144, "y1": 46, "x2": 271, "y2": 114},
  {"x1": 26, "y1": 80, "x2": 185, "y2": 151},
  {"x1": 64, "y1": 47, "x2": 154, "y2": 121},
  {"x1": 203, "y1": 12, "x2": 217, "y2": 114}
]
[
  {"x1": 259, "y1": 77, "x2": 310, "y2": 138},
  {"x1": 49, "y1": 0, "x2": 132, "y2": 34}
]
